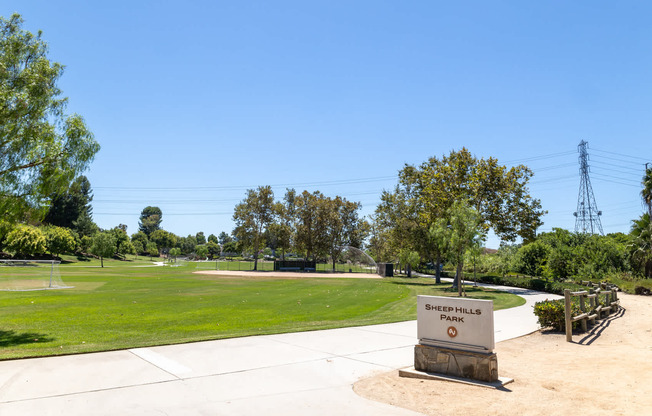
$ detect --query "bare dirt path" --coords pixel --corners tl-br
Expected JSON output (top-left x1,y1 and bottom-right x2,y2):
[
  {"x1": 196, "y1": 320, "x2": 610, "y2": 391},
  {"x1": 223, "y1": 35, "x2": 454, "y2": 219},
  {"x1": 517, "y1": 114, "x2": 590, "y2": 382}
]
[{"x1": 354, "y1": 292, "x2": 652, "y2": 416}]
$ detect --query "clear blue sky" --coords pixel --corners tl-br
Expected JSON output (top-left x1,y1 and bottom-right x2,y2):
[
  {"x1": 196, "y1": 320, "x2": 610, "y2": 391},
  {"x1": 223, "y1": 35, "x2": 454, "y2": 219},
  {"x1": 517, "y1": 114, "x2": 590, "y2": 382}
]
[{"x1": 9, "y1": 1, "x2": 652, "y2": 248}]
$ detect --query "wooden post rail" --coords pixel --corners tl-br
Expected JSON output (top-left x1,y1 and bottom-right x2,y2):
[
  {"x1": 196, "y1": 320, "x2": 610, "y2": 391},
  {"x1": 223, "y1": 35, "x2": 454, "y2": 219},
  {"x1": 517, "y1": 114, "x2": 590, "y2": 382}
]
[{"x1": 564, "y1": 288, "x2": 619, "y2": 342}]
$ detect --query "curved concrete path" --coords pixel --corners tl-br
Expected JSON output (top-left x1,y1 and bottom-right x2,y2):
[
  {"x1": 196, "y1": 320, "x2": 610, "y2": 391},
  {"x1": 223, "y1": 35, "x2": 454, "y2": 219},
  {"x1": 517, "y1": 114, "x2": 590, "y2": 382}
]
[{"x1": 0, "y1": 281, "x2": 561, "y2": 416}]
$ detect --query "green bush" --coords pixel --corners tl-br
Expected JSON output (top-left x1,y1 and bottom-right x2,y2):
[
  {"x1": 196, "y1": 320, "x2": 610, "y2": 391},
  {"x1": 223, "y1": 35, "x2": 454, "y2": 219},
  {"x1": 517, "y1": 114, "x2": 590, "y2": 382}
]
[
  {"x1": 533, "y1": 299, "x2": 582, "y2": 331},
  {"x1": 529, "y1": 278, "x2": 547, "y2": 291},
  {"x1": 468, "y1": 272, "x2": 585, "y2": 295}
]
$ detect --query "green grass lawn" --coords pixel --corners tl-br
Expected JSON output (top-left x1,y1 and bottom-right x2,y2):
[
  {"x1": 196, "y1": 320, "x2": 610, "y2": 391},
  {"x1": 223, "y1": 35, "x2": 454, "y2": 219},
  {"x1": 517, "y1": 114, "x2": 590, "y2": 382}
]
[{"x1": 0, "y1": 257, "x2": 525, "y2": 360}]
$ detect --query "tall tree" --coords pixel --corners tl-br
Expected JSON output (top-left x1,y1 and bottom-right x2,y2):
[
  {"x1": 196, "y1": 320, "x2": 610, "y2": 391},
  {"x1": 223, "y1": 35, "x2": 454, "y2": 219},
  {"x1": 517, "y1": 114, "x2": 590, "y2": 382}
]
[
  {"x1": 4, "y1": 224, "x2": 46, "y2": 257},
  {"x1": 442, "y1": 201, "x2": 486, "y2": 296},
  {"x1": 374, "y1": 148, "x2": 545, "y2": 277},
  {"x1": 323, "y1": 196, "x2": 369, "y2": 271},
  {"x1": 232, "y1": 186, "x2": 275, "y2": 271},
  {"x1": 630, "y1": 213, "x2": 652, "y2": 278},
  {"x1": 90, "y1": 232, "x2": 116, "y2": 268},
  {"x1": 138, "y1": 206, "x2": 162, "y2": 236},
  {"x1": 149, "y1": 229, "x2": 177, "y2": 253},
  {"x1": 44, "y1": 175, "x2": 94, "y2": 229},
  {"x1": 642, "y1": 167, "x2": 652, "y2": 217},
  {"x1": 217, "y1": 231, "x2": 232, "y2": 245},
  {"x1": 0, "y1": 14, "x2": 100, "y2": 223},
  {"x1": 44, "y1": 225, "x2": 76, "y2": 258},
  {"x1": 294, "y1": 190, "x2": 329, "y2": 261},
  {"x1": 195, "y1": 231, "x2": 206, "y2": 245}
]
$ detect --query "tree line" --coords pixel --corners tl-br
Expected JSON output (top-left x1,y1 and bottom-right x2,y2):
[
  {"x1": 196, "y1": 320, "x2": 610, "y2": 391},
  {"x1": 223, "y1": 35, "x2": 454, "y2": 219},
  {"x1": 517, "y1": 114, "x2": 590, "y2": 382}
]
[{"x1": 2, "y1": 14, "x2": 651, "y2": 281}]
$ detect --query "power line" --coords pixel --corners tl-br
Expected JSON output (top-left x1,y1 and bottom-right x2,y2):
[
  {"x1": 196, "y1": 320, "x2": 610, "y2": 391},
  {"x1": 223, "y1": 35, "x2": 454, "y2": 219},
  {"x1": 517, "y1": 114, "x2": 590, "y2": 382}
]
[
  {"x1": 591, "y1": 147, "x2": 650, "y2": 162},
  {"x1": 503, "y1": 150, "x2": 576, "y2": 164},
  {"x1": 94, "y1": 175, "x2": 397, "y2": 191},
  {"x1": 592, "y1": 153, "x2": 649, "y2": 166}
]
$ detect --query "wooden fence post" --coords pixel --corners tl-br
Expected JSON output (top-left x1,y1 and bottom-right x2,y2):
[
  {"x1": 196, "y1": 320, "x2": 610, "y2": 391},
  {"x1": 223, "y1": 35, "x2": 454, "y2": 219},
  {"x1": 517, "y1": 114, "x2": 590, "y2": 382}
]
[
  {"x1": 579, "y1": 293, "x2": 587, "y2": 333},
  {"x1": 564, "y1": 289, "x2": 572, "y2": 342}
]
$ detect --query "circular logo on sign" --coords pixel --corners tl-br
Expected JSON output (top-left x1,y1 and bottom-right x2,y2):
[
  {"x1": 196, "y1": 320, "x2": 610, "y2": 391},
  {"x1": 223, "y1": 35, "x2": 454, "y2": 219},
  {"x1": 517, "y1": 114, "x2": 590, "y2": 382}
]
[{"x1": 447, "y1": 326, "x2": 458, "y2": 338}]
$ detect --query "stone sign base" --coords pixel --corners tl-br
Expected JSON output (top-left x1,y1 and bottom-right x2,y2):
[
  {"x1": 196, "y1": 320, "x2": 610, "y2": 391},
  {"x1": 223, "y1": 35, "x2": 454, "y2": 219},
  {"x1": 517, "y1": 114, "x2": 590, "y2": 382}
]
[
  {"x1": 412, "y1": 344, "x2": 499, "y2": 382},
  {"x1": 398, "y1": 366, "x2": 513, "y2": 389}
]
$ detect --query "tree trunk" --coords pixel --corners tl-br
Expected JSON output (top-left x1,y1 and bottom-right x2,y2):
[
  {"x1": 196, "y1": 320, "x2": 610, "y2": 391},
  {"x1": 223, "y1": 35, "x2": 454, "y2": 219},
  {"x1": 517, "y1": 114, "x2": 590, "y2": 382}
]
[
  {"x1": 435, "y1": 254, "x2": 442, "y2": 284},
  {"x1": 332, "y1": 257, "x2": 336, "y2": 272},
  {"x1": 254, "y1": 255, "x2": 258, "y2": 271},
  {"x1": 456, "y1": 262, "x2": 463, "y2": 297},
  {"x1": 100, "y1": 256, "x2": 104, "y2": 268}
]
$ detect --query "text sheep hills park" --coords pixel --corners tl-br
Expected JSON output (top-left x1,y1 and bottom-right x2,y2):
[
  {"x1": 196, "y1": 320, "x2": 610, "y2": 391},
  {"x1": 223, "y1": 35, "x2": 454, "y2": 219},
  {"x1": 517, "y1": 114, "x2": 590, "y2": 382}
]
[{"x1": 423, "y1": 303, "x2": 482, "y2": 323}]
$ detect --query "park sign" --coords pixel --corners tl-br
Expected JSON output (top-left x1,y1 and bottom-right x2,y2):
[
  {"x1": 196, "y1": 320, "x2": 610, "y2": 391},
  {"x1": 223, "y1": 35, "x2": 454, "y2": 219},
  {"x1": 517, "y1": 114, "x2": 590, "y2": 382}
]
[{"x1": 417, "y1": 295, "x2": 495, "y2": 353}]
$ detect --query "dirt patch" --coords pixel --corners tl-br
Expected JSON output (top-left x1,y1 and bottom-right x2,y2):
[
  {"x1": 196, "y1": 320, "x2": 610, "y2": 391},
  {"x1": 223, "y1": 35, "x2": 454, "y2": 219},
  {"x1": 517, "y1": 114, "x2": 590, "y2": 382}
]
[
  {"x1": 193, "y1": 270, "x2": 381, "y2": 279},
  {"x1": 354, "y1": 293, "x2": 652, "y2": 416}
]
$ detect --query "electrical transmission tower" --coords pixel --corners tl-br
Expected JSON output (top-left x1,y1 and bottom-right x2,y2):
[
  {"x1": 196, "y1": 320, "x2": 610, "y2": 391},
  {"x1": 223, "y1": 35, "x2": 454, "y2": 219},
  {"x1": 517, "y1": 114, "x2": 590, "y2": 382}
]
[{"x1": 573, "y1": 140, "x2": 604, "y2": 235}]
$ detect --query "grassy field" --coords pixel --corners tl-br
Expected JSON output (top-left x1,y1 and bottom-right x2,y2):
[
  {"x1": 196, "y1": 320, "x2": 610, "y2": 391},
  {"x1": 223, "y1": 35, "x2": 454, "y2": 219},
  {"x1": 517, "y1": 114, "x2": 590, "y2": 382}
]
[{"x1": 0, "y1": 257, "x2": 525, "y2": 360}]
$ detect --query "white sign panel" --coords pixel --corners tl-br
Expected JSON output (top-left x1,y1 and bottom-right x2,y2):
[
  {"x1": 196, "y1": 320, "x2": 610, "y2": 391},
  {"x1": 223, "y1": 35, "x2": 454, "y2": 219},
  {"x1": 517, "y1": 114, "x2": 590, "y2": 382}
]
[{"x1": 417, "y1": 295, "x2": 495, "y2": 353}]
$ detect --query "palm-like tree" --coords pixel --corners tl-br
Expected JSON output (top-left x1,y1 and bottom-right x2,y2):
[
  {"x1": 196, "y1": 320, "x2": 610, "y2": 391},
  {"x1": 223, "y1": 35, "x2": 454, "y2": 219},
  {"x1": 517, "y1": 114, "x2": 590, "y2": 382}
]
[
  {"x1": 642, "y1": 168, "x2": 652, "y2": 216},
  {"x1": 630, "y1": 213, "x2": 652, "y2": 278}
]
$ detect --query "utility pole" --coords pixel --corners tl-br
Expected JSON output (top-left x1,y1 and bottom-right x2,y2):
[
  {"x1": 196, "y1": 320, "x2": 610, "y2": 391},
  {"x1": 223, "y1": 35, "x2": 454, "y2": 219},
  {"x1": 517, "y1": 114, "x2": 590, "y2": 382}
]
[{"x1": 574, "y1": 140, "x2": 604, "y2": 235}]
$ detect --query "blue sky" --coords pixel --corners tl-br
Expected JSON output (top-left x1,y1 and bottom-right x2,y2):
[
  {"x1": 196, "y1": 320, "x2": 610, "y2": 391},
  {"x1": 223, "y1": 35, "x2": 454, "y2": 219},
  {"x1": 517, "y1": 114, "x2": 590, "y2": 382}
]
[{"x1": 9, "y1": 1, "x2": 652, "y2": 248}]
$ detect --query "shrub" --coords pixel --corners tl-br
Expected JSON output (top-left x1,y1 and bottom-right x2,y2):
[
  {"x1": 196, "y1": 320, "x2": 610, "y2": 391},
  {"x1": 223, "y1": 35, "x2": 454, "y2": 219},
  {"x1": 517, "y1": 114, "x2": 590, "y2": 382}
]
[
  {"x1": 529, "y1": 278, "x2": 547, "y2": 291},
  {"x1": 533, "y1": 299, "x2": 582, "y2": 331}
]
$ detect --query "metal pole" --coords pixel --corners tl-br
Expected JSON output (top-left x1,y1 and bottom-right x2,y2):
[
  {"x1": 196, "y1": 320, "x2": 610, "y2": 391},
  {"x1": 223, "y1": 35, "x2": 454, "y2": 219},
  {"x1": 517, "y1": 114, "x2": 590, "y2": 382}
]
[{"x1": 49, "y1": 261, "x2": 54, "y2": 288}]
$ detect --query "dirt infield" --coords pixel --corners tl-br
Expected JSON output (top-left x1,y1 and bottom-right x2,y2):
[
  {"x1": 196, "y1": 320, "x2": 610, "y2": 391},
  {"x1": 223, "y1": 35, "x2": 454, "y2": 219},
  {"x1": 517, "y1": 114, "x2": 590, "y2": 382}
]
[
  {"x1": 354, "y1": 292, "x2": 652, "y2": 416},
  {"x1": 193, "y1": 270, "x2": 381, "y2": 279}
]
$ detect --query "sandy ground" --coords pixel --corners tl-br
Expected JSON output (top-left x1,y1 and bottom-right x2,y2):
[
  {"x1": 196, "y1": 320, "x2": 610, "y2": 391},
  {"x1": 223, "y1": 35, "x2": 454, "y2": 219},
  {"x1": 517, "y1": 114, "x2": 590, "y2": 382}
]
[
  {"x1": 193, "y1": 270, "x2": 381, "y2": 279},
  {"x1": 354, "y1": 292, "x2": 652, "y2": 416}
]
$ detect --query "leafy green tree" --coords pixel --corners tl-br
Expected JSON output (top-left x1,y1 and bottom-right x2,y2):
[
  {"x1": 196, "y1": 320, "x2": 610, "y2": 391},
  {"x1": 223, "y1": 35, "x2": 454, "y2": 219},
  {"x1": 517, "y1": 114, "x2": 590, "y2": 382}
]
[
  {"x1": 367, "y1": 213, "x2": 393, "y2": 263},
  {"x1": 398, "y1": 249, "x2": 420, "y2": 277},
  {"x1": 294, "y1": 190, "x2": 330, "y2": 261},
  {"x1": 494, "y1": 244, "x2": 518, "y2": 277},
  {"x1": 44, "y1": 225, "x2": 76, "y2": 258},
  {"x1": 642, "y1": 167, "x2": 652, "y2": 217},
  {"x1": 630, "y1": 213, "x2": 652, "y2": 278},
  {"x1": 119, "y1": 239, "x2": 136, "y2": 259},
  {"x1": 233, "y1": 186, "x2": 276, "y2": 270},
  {"x1": 80, "y1": 235, "x2": 93, "y2": 254},
  {"x1": 146, "y1": 241, "x2": 158, "y2": 259},
  {"x1": 276, "y1": 189, "x2": 298, "y2": 259},
  {"x1": 515, "y1": 241, "x2": 550, "y2": 277},
  {"x1": 149, "y1": 229, "x2": 177, "y2": 253},
  {"x1": 132, "y1": 240, "x2": 144, "y2": 258},
  {"x1": 73, "y1": 210, "x2": 99, "y2": 237},
  {"x1": 195, "y1": 244, "x2": 208, "y2": 259},
  {"x1": 206, "y1": 241, "x2": 220, "y2": 258},
  {"x1": 221, "y1": 241, "x2": 239, "y2": 257},
  {"x1": 323, "y1": 196, "x2": 369, "y2": 271},
  {"x1": 207, "y1": 234, "x2": 218, "y2": 244},
  {"x1": 44, "y1": 175, "x2": 94, "y2": 229},
  {"x1": 4, "y1": 224, "x2": 46, "y2": 257},
  {"x1": 138, "y1": 206, "x2": 162, "y2": 236},
  {"x1": 442, "y1": 201, "x2": 485, "y2": 295},
  {"x1": 374, "y1": 148, "x2": 545, "y2": 277},
  {"x1": 168, "y1": 247, "x2": 181, "y2": 262},
  {"x1": 0, "y1": 14, "x2": 100, "y2": 223},
  {"x1": 195, "y1": 231, "x2": 206, "y2": 245},
  {"x1": 109, "y1": 226, "x2": 129, "y2": 258},
  {"x1": 181, "y1": 235, "x2": 197, "y2": 254},
  {"x1": 217, "y1": 231, "x2": 232, "y2": 245},
  {"x1": 131, "y1": 231, "x2": 148, "y2": 248},
  {"x1": 90, "y1": 232, "x2": 116, "y2": 267}
]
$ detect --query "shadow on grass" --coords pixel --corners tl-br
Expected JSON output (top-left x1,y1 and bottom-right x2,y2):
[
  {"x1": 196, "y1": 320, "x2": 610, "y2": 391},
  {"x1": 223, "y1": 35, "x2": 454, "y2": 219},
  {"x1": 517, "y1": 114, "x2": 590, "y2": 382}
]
[{"x1": 0, "y1": 330, "x2": 55, "y2": 347}]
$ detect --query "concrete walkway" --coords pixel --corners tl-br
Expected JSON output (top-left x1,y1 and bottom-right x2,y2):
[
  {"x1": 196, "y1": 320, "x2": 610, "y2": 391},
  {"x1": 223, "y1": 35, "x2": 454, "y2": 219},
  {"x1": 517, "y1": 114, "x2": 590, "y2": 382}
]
[{"x1": 0, "y1": 284, "x2": 560, "y2": 416}]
